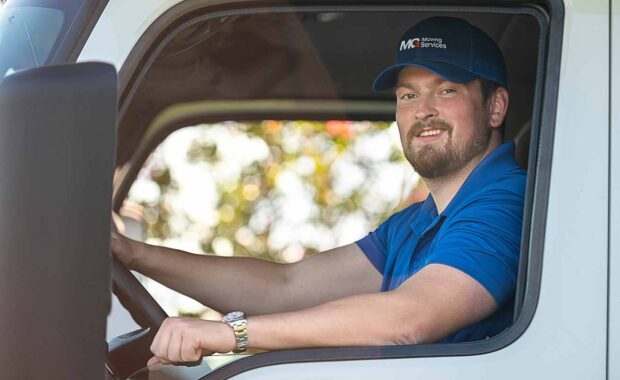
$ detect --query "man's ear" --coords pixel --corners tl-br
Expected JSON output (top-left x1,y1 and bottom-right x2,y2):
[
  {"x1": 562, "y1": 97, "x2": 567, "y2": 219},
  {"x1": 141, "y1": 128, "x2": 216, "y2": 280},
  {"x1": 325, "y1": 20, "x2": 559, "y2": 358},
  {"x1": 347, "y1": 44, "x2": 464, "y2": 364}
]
[{"x1": 488, "y1": 87, "x2": 509, "y2": 129}]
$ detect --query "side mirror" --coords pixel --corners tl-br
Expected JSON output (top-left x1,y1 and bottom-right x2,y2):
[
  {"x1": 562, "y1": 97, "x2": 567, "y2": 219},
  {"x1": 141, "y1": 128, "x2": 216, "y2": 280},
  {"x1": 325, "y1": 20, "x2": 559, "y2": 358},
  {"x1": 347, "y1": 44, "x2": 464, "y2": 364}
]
[{"x1": 0, "y1": 62, "x2": 117, "y2": 379}]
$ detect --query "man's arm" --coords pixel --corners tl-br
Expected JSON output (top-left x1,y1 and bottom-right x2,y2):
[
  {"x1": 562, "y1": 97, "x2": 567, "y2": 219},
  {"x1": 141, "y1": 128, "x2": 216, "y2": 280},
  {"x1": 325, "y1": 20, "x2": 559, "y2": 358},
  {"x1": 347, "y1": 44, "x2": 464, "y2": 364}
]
[
  {"x1": 249, "y1": 263, "x2": 496, "y2": 348},
  {"x1": 111, "y1": 233, "x2": 382, "y2": 315},
  {"x1": 147, "y1": 263, "x2": 497, "y2": 364}
]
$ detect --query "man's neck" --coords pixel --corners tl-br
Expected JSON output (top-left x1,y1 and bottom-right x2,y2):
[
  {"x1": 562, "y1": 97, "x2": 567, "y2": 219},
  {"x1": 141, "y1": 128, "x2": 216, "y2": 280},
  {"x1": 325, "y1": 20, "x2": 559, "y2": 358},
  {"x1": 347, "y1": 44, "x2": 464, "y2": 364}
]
[{"x1": 425, "y1": 141, "x2": 501, "y2": 214}]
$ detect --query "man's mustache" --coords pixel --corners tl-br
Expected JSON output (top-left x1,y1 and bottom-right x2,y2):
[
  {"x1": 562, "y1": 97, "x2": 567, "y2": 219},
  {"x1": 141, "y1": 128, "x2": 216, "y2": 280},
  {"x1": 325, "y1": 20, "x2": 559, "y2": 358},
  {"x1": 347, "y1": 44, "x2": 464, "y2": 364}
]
[{"x1": 408, "y1": 119, "x2": 454, "y2": 140}]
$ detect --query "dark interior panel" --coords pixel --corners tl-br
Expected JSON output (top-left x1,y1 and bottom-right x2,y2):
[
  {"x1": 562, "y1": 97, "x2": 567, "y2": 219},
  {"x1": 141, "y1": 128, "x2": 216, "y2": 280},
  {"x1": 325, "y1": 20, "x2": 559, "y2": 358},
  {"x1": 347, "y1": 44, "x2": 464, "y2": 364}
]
[{"x1": 117, "y1": 10, "x2": 539, "y2": 167}]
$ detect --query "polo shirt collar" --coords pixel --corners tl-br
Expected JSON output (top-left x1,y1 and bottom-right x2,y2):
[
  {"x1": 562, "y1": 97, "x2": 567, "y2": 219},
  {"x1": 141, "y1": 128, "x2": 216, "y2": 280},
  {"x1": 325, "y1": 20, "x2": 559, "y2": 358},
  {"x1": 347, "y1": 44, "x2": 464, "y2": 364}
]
[
  {"x1": 409, "y1": 194, "x2": 439, "y2": 237},
  {"x1": 408, "y1": 141, "x2": 517, "y2": 236}
]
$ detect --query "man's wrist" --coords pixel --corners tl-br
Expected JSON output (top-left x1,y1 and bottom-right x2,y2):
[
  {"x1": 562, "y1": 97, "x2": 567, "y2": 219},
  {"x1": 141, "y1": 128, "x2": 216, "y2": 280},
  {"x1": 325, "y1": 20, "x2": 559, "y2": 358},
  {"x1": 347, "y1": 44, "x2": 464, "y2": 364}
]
[
  {"x1": 218, "y1": 321, "x2": 238, "y2": 353},
  {"x1": 128, "y1": 239, "x2": 151, "y2": 271}
]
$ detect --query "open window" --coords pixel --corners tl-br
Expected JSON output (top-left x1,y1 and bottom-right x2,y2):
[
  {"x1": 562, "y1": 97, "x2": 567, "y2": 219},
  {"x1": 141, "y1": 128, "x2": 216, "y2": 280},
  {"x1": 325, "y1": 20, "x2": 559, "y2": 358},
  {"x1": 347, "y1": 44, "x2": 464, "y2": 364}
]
[
  {"x1": 109, "y1": 1, "x2": 562, "y2": 378},
  {"x1": 124, "y1": 118, "x2": 422, "y2": 316}
]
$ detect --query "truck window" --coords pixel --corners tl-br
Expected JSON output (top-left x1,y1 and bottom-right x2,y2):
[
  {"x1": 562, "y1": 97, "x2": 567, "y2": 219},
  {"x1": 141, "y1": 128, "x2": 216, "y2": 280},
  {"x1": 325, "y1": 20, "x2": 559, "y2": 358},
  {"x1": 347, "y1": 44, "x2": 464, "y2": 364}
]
[
  {"x1": 0, "y1": 6, "x2": 64, "y2": 76},
  {"x1": 123, "y1": 119, "x2": 420, "y2": 316},
  {"x1": 109, "y1": 5, "x2": 553, "y2": 375},
  {"x1": 0, "y1": 0, "x2": 102, "y2": 74}
]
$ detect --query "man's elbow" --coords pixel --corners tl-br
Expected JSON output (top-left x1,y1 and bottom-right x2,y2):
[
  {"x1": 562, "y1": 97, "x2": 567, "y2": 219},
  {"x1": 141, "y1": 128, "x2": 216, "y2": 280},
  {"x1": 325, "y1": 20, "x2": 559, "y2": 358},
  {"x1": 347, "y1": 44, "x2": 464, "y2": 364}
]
[
  {"x1": 390, "y1": 325, "x2": 422, "y2": 346},
  {"x1": 386, "y1": 315, "x2": 432, "y2": 346}
]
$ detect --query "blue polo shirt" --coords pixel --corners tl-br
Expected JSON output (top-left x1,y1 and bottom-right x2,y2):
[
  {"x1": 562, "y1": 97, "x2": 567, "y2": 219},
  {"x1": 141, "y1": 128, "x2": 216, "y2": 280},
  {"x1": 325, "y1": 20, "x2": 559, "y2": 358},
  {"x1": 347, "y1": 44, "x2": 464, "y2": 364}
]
[{"x1": 356, "y1": 141, "x2": 526, "y2": 342}]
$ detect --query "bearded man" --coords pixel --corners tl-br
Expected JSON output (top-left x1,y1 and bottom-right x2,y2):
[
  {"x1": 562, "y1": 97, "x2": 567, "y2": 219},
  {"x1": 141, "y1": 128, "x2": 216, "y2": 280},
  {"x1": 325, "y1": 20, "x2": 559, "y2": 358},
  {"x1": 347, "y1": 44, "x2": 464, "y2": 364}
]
[{"x1": 112, "y1": 16, "x2": 526, "y2": 364}]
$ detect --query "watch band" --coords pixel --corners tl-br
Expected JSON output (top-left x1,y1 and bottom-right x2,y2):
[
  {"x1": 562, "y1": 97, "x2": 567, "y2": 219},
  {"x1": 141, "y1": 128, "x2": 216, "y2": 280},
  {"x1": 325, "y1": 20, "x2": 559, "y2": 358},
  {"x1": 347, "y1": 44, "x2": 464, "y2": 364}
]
[{"x1": 223, "y1": 311, "x2": 248, "y2": 353}]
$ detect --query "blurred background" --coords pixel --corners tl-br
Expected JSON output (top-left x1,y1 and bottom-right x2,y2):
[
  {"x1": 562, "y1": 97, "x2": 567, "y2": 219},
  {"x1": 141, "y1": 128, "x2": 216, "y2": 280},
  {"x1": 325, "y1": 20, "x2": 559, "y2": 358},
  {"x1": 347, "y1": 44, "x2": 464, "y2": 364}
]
[{"x1": 119, "y1": 119, "x2": 426, "y2": 321}]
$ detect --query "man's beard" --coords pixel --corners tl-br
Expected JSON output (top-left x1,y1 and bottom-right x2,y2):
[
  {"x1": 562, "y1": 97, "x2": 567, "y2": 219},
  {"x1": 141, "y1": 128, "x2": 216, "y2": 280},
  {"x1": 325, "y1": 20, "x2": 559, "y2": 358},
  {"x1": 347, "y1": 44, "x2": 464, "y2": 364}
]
[{"x1": 403, "y1": 119, "x2": 492, "y2": 179}]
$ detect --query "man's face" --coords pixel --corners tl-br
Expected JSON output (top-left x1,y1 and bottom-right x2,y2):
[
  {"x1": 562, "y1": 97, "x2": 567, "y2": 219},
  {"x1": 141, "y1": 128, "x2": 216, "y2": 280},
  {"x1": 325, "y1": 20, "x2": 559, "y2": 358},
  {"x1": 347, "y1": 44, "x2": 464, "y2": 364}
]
[{"x1": 394, "y1": 66, "x2": 492, "y2": 179}]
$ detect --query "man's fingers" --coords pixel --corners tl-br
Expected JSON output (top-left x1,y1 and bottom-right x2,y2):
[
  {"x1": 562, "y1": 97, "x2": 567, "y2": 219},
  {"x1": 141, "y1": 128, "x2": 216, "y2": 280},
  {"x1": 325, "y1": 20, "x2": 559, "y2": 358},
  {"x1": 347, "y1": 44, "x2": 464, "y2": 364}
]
[
  {"x1": 147, "y1": 356, "x2": 161, "y2": 367},
  {"x1": 151, "y1": 319, "x2": 174, "y2": 362},
  {"x1": 167, "y1": 328, "x2": 184, "y2": 362},
  {"x1": 181, "y1": 335, "x2": 202, "y2": 362},
  {"x1": 110, "y1": 231, "x2": 122, "y2": 252},
  {"x1": 111, "y1": 211, "x2": 125, "y2": 233},
  {"x1": 149, "y1": 318, "x2": 215, "y2": 365}
]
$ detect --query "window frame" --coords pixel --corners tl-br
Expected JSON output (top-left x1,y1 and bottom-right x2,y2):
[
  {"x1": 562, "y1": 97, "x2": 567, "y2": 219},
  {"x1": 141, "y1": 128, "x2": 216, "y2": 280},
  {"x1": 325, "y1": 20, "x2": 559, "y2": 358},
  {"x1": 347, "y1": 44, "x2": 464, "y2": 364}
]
[{"x1": 110, "y1": 1, "x2": 563, "y2": 378}]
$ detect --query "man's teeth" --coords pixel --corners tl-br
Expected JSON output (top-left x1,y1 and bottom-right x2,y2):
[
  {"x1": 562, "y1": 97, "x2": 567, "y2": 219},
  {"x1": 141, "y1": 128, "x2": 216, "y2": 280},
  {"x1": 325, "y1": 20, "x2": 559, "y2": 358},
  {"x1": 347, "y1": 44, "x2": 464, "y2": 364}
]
[{"x1": 419, "y1": 129, "x2": 442, "y2": 137}]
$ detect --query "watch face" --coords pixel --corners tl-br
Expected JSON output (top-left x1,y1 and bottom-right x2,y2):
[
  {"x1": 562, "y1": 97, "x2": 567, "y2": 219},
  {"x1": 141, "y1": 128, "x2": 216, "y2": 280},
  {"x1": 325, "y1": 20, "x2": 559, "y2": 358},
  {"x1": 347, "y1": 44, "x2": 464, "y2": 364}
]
[{"x1": 224, "y1": 311, "x2": 245, "y2": 322}]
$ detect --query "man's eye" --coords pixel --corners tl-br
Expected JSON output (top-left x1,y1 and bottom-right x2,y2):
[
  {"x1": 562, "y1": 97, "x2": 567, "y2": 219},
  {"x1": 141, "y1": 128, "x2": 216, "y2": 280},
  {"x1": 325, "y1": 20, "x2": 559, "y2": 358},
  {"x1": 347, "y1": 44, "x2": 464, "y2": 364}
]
[
  {"x1": 399, "y1": 93, "x2": 417, "y2": 100},
  {"x1": 440, "y1": 88, "x2": 456, "y2": 95}
]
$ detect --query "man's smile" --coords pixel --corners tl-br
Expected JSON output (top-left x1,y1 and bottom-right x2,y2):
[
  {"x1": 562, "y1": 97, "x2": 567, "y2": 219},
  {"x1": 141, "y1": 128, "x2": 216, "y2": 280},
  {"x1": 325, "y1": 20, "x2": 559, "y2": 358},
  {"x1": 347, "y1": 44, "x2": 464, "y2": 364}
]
[
  {"x1": 414, "y1": 128, "x2": 447, "y2": 143},
  {"x1": 410, "y1": 122, "x2": 452, "y2": 145},
  {"x1": 418, "y1": 129, "x2": 443, "y2": 137}
]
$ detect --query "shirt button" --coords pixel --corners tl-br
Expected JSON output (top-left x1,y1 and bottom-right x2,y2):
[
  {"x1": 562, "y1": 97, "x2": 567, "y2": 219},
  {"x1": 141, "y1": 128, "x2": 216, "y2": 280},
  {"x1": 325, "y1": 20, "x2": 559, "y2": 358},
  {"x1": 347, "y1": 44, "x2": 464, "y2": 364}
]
[{"x1": 413, "y1": 260, "x2": 420, "y2": 267}]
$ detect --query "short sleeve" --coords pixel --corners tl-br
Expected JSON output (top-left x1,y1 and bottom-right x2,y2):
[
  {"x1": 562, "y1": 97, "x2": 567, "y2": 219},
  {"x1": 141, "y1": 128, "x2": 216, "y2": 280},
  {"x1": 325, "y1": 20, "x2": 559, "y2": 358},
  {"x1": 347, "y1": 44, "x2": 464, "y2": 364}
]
[
  {"x1": 356, "y1": 204, "x2": 410, "y2": 275},
  {"x1": 356, "y1": 216, "x2": 394, "y2": 274},
  {"x1": 427, "y1": 189, "x2": 524, "y2": 307}
]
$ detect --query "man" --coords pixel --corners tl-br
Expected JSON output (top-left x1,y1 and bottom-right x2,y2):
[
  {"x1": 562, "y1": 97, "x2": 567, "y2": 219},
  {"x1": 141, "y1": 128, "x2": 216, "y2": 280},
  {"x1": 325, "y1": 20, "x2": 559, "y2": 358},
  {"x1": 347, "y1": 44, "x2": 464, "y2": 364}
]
[{"x1": 112, "y1": 16, "x2": 525, "y2": 365}]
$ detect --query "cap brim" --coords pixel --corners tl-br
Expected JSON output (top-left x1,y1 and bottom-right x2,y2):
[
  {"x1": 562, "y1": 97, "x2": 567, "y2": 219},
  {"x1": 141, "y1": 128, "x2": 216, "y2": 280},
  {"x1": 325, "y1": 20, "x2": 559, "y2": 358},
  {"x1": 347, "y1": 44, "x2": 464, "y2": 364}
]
[{"x1": 372, "y1": 61, "x2": 480, "y2": 91}]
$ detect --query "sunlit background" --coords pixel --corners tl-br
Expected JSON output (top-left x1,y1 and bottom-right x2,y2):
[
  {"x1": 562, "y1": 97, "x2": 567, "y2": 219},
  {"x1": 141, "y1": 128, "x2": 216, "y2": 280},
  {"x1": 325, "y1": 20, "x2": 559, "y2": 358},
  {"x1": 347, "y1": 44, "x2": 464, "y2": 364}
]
[{"x1": 123, "y1": 119, "x2": 427, "y2": 318}]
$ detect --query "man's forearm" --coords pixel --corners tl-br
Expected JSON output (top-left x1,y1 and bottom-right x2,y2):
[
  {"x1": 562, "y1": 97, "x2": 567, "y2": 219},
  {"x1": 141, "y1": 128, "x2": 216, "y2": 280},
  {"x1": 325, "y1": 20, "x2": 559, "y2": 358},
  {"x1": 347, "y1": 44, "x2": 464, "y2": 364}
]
[
  {"x1": 132, "y1": 243, "x2": 290, "y2": 315},
  {"x1": 125, "y1": 240, "x2": 381, "y2": 316},
  {"x1": 246, "y1": 291, "x2": 425, "y2": 350}
]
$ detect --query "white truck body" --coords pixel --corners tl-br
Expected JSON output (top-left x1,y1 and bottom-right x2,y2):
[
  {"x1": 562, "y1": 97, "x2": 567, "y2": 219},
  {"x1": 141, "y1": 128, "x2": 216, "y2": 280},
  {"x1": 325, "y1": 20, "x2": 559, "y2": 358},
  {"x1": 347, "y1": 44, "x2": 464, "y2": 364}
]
[
  {"x1": 1, "y1": 0, "x2": 616, "y2": 378},
  {"x1": 80, "y1": 0, "x2": 620, "y2": 377}
]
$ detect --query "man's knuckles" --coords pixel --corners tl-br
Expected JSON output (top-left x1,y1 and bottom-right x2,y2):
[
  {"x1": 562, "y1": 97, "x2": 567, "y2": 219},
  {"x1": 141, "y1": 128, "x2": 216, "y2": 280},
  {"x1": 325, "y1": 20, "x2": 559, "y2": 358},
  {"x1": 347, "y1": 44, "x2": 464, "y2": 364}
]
[
  {"x1": 151, "y1": 317, "x2": 208, "y2": 363},
  {"x1": 181, "y1": 345, "x2": 201, "y2": 362}
]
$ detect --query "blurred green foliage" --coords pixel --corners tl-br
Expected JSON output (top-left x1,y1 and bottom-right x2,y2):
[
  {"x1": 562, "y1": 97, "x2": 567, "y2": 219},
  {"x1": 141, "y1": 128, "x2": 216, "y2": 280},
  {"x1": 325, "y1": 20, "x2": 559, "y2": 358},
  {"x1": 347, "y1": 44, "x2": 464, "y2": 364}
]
[{"x1": 134, "y1": 120, "x2": 411, "y2": 264}]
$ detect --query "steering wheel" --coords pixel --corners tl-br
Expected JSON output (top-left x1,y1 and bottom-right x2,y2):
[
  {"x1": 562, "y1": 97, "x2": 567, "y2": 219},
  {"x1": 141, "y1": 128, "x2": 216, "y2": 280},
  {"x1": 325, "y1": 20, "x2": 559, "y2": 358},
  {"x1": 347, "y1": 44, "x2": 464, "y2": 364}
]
[
  {"x1": 107, "y1": 214, "x2": 168, "y2": 378},
  {"x1": 110, "y1": 214, "x2": 168, "y2": 327}
]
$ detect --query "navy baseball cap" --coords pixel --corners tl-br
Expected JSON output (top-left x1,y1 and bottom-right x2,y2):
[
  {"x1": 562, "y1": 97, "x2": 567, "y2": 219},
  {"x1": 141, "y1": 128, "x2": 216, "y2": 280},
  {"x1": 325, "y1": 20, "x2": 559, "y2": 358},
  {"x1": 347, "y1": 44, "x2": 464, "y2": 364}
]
[{"x1": 373, "y1": 17, "x2": 507, "y2": 91}]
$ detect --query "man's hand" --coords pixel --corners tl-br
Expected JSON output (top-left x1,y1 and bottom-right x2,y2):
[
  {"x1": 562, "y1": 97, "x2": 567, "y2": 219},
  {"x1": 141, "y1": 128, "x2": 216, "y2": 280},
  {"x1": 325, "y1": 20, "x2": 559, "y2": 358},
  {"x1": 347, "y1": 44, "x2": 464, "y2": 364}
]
[
  {"x1": 110, "y1": 231, "x2": 143, "y2": 269},
  {"x1": 148, "y1": 317, "x2": 236, "y2": 366}
]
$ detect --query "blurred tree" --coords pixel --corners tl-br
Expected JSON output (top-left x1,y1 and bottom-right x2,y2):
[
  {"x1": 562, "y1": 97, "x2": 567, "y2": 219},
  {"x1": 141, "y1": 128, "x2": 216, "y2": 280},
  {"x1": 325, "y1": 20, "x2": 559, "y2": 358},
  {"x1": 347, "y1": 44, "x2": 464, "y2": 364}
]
[
  {"x1": 131, "y1": 120, "x2": 420, "y2": 262},
  {"x1": 127, "y1": 120, "x2": 425, "y2": 314}
]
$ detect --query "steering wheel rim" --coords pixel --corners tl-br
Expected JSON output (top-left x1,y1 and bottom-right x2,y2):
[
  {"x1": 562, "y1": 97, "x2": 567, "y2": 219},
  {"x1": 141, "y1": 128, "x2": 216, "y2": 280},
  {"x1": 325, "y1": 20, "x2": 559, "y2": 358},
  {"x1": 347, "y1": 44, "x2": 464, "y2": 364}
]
[{"x1": 110, "y1": 219, "x2": 168, "y2": 330}]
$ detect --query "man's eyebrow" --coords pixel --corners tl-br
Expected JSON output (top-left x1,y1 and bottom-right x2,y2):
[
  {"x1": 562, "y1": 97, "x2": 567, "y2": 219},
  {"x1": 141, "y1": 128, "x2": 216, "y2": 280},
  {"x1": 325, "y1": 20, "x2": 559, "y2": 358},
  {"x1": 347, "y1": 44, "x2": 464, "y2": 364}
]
[
  {"x1": 394, "y1": 83, "x2": 421, "y2": 97},
  {"x1": 431, "y1": 77, "x2": 448, "y2": 87},
  {"x1": 394, "y1": 78, "x2": 449, "y2": 91},
  {"x1": 395, "y1": 82, "x2": 418, "y2": 91}
]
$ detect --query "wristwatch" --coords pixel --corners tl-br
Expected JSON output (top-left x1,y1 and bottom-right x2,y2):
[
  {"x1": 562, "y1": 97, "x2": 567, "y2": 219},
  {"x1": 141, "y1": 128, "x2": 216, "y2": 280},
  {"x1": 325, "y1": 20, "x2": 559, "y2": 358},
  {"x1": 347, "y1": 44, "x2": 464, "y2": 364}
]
[{"x1": 222, "y1": 311, "x2": 248, "y2": 353}]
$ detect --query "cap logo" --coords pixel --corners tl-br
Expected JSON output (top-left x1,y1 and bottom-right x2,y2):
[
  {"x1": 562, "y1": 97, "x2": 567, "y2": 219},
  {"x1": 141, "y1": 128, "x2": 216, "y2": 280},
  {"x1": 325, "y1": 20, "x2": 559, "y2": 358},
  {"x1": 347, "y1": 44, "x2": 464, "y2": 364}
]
[{"x1": 399, "y1": 37, "x2": 447, "y2": 51}]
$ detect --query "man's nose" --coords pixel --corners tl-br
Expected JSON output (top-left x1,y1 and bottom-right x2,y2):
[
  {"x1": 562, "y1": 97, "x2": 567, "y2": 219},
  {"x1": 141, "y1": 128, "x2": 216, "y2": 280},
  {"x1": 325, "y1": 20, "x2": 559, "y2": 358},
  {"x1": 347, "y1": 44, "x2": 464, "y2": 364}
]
[{"x1": 414, "y1": 96, "x2": 438, "y2": 121}]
